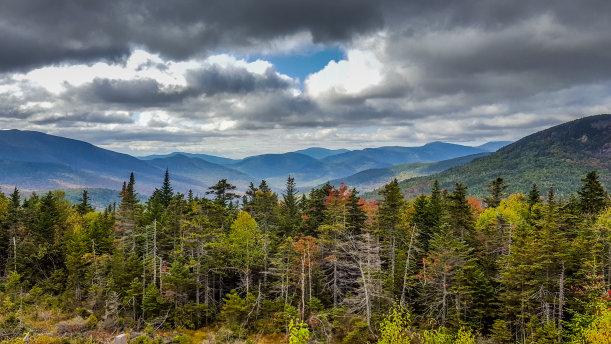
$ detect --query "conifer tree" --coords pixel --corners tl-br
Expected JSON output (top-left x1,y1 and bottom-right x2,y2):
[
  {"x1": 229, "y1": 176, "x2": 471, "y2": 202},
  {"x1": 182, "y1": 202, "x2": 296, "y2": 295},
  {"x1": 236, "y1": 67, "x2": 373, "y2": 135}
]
[
  {"x1": 528, "y1": 183, "x2": 541, "y2": 207},
  {"x1": 447, "y1": 183, "x2": 474, "y2": 240},
  {"x1": 485, "y1": 177, "x2": 507, "y2": 208},
  {"x1": 280, "y1": 175, "x2": 300, "y2": 235},
  {"x1": 578, "y1": 171, "x2": 608, "y2": 215},
  {"x1": 346, "y1": 188, "x2": 366, "y2": 234},
  {"x1": 114, "y1": 172, "x2": 138, "y2": 235},
  {"x1": 76, "y1": 189, "x2": 94, "y2": 215},
  {"x1": 378, "y1": 179, "x2": 405, "y2": 291},
  {"x1": 9, "y1": 187, "x2": 20, "y2": 209},
  {"x1": 419, "y1": 225, "x2": 474, "y2": 327},
  {"x1": 302, "y1": 183, "x2": 332, "y2": 235},
  {"x1": 159, "y1": 168, "x2": 174, "y2": 207},
  {"x1": 206, "y1": 179, "x2": 239, "y2": 207}
]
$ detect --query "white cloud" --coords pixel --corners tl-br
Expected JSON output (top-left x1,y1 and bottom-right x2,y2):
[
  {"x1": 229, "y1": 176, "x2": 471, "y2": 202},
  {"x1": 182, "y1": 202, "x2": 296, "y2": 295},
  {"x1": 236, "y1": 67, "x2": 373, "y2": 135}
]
[{"x1": 305, "y1": 48, "x2": 383, "y2": 98}]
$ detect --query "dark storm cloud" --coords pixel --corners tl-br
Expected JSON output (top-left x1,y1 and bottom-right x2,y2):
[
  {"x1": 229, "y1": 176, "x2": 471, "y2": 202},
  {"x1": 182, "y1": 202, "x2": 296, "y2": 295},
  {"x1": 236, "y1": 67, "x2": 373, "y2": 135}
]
[
  {"x1": 31, "y1": 112, "x2": 134, "y2": 125},
  {"x1": 186, "y1": 66, "x2": 292, "y2": 96},
  {"x1": 66, "y1": 78, "x2": 188, "y2": 105},
  {"x1": 59, "y1": 64, "x2": 294, "y2": 108},
  {"x1": 0, "y1": 0, "x2": 383, "y2": 72}
]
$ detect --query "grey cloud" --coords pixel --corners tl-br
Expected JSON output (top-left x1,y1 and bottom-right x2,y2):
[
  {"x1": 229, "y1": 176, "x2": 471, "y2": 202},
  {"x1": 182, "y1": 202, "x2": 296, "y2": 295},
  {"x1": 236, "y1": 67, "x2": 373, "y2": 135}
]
[
  {"x1": 187, "y1": 66, "x2": 293, "y2": 95},
  {"x1": 66, "y1": 78, "x2": 188, "y2": 106},
  {"x1": 0, "y1": 0, "x2": 383, "y2": 71},
  {"x1": 62, "y1": 65, "x2": 294, "y2": 108},
  {"x1": 31, "y1": 112, "x2": 134, "y2": 125}
]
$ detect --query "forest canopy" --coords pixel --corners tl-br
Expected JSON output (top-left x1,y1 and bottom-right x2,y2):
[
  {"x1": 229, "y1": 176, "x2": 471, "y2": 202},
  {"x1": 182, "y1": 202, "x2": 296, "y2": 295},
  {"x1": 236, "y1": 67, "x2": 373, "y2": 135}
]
[{"x1": 0, "y1": 171, "x2": 609, "y2": 343}]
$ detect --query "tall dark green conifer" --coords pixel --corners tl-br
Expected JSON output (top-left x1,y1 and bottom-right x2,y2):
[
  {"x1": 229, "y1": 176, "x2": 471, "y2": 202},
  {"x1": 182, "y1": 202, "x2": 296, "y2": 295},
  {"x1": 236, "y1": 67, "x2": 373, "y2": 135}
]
[
  {"x1": 77, "y1": 189, "x2": 94, "y2": 215},
  {"x1": 280, "y1": 175, "x2": 300, "y2": 235},
  {"x1": 10, "y1": 187, "x2": 20, "y2": 209},
  {"x1": 578, "y1": 171, "x2": 607, "y2": 215},
  {"x1": 159, "y1": 168, "x2": 174, "y2": 207},
  {"x1": 447, "y1": 183, "x2": 474, "y2": 240},
  {"x1": 485, "y1": 177, "x2": 507, "y2": 208},
  {"x1": 378, "y1": 179, "x2": 405, "y2": 292},
  {"x1": 528, "y1": 184, "x2": 541, "y2": 207},
  {"x1": 346, "y1": 188, "x2": 366, "y2": 234},
  {"x1": 206, "y1": 179, "x2": 239, "y2": 207},
  {"x1": 114, "y1": 172, "x2": 138, "y2": 235}
]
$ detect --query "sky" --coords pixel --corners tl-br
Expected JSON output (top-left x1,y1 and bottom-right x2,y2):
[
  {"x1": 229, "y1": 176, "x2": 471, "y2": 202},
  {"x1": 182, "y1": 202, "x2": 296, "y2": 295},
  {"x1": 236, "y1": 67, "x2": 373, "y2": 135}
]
[{"x1": 1, "y1": 1, "x2": 610, "y2": 158}]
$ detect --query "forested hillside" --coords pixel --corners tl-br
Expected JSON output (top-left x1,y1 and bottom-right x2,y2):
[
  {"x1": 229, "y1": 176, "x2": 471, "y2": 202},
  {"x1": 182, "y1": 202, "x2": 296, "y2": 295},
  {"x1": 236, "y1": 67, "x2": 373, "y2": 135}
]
[
  {"x1": 328, "y1": 153, "x2": 490, "y2": 191},
  {"x1": 0, "y1": 167, "x2": 608, "y2": 343},
  {"x1": 396, "y1": 115, "x2": 611, "y2": 197}
]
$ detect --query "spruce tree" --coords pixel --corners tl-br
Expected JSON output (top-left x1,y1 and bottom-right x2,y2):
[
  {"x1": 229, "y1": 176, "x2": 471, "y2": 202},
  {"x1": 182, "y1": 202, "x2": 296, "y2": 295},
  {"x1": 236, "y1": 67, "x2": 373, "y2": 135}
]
[
  {"x1": 302, "y1": 183, "x2": 332, "y2": 235},
  {"x1": 346, "y1": 188, "x2": 366, "y2": 234},
  {"x1": 159, "y1": 168, "x2": 174, "y2": 207},
  {"x1": 280, "y1": 175, "x2": 300, "y2": 235},
  {"x1": 528, "y1": 184, "x2": 541, "y2": 207},
  {"x1": 378, "y1": 179, "x2": 405, "y2": 292},
  {"x1": 206, "y1": 179, "x2": 239, "y2": 207},
  {"x1": 578, "y1": 171, "x2": 607, "y2": 215},
  {"x1": 77, "y1": 189, "x2": 94, "y2": 215},
  {"x1": 447, "y1": 183, "x2": 474, "y2": 240},
  {"x1": 114, "y1": 172, "x2": 138, "y2": 235},
  {"x1": 485, "y1": 177, "x2": 507, "y2": 208},
  {"x1": 9, "y1": 187, "x2": 20, "y2": 209}
]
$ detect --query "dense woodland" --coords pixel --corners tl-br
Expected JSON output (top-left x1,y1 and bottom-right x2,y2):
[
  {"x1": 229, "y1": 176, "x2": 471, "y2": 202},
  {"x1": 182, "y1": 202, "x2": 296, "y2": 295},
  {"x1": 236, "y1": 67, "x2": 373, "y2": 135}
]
[{"x1": 0, "y1": 170, "x2": 609, "y2": 343}]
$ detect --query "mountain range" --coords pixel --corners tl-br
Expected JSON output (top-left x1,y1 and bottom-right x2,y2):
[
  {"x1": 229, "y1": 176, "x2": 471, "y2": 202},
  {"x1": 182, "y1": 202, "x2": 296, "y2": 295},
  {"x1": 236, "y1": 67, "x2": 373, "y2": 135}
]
[
  {"x1": 0, "y1": 129, "x2": 507, "y2": 198},
  {"x1": 2, "y1": 115, "x2": 607, "y2": 205},
  {"x1": 389, "y1": 114, "x2": 610, "y2": 197}
]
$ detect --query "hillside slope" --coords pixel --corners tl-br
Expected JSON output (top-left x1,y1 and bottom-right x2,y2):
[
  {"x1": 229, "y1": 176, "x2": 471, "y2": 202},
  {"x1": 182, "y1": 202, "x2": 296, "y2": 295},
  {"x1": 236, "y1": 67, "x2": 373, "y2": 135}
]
[
  {"x1": 322, "y1": 142, "x2": 487, "y2": 172},
  {"x1": 395, "y1": 114, "x2": 611, "y2": 197},
  {"x1": 0, "y1": 130, "x2": 226, "y2": 194},
  {"x1": 147, "y1": 154, "x2": 251, "y2": 188},
  {"x1": 328, "y1": 153, "x2": 490, "y2": 191}
]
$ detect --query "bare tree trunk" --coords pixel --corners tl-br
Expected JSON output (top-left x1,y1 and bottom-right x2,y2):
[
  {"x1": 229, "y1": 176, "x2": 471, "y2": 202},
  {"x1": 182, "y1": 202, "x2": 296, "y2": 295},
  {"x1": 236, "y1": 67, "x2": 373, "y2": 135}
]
[
  {"x1": 333, "y1": 259, "x2": 339, "y2": 307},
  {"x1": 356, "y1": 255, "x2": 373, "y2": 328},
  {"x1": 307, "y1": 250, "x2": 313, "y2": 303},
  {"x1": 245, "y1": 267, "x2": 251, "y2": 294},
  {"x1": 441, "y1": 271, "x2": 447, "y2": 326},
  {"x1": 195, "y1": 246, "x2": 201, "y2": 305},
  {"x1": 300, "y1": 255, "x2": 306, "y2": 320},
  {"x1": 13, "y1": 236, "x2": 17, "y2": 271},
  {"x1": 558, "y1": 262, "x2": 565, "y2": 331},
  {"x1": 152, "y1": 220, "x2": 157, "y2": 286},
  {"x1": 390, "y1": 236, "x2": 396, "y2": 291},
  {"x1": 400, "y1": 227, "x2": 417, "y2": 306},
  {"x1": 159, "y1": 257, "x2": 163, "y2": 293}
]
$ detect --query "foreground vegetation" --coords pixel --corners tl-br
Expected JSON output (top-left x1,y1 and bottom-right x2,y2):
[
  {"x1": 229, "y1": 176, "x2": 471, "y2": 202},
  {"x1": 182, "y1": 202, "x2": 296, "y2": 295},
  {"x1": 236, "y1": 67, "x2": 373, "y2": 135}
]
[{"x1": 0, "y1": 170, "x2": 609, "y2": 343}]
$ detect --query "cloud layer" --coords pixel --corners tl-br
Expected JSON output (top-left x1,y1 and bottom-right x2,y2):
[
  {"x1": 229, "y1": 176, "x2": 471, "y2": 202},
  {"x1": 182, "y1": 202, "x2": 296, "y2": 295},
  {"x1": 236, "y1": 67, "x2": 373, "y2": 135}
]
[{"x1": 1, "y1": 0, "x2": 610, "y2": 156}]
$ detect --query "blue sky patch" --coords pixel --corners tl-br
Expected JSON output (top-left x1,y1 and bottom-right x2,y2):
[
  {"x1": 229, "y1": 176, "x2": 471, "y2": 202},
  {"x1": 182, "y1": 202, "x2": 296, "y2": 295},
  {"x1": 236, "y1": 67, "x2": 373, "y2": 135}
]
[{"x1": 257, "y1": 47, "x2": 344, "y2": 81}]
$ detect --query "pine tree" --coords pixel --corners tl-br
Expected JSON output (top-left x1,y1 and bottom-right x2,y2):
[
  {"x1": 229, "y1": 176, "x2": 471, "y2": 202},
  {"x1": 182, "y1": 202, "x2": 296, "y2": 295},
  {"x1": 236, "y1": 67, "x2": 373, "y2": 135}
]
[
  {"x1": 9, "y1": 187, "x2": 20, "y2": 209},
  {"x1": 485, "y1": 177, "x2": 507, "y2": 208},
  {"x1": 378, "y1": 179, "x2": 405, "y2": 292},
  {"x1": 206, "y1": 179, "x2": 239, "y2": 207},
  {"x1": 447, "y1": 183, "x2": 474, "y2": 240},
  {"x1": 302, "y1": 183, "x2": 332, "y2": 235},
  {"x1": 346, "y1": 188, "x2": 366, "y2": 234},
  {"x1": 418, "y1": 225, "x2": 475, "y2": 327},
  {"x1": 114, "y1": 172, "x2": 138, "y2": 235},
  {"x1": 578, "y1": 171, "x2": 608, "y2": 216},
  {"x1": 528, "y1": 184, "x2": 541, "y2": 207},
  {"x1": 280, "y1": 175, "x2": 300, "y2": 235},
  {"x1": 76, "y1": 189, "x2": 94, "y2": 215},
  {"x1": 159, "y1": 168, "x2": 174, "y2": 207}
]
